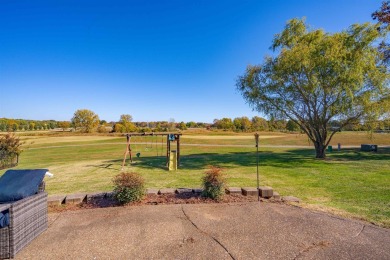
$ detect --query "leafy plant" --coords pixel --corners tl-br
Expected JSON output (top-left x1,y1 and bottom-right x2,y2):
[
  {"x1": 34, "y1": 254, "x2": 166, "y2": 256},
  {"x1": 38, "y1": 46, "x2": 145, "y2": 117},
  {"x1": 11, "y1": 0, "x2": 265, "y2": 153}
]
[
  {"x1": 202, "y1": 166, "x2": 226, "y2": 200},
  {"x1": 0, "y1": 133, "x2": 23, "y2": 169},
  {"x1": 112, "y1": 172, "x2": 145, "y2": 204}
]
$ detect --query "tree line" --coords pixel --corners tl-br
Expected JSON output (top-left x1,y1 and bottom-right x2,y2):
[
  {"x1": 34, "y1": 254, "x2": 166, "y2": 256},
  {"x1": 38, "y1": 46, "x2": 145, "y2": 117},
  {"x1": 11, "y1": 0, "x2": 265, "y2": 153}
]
[
  {"x1": 1, "y1": 110, "x2": 388, "y2": 134},
  {"x1": 0, "y1": 118, "x2": 59, "y2": 132}
]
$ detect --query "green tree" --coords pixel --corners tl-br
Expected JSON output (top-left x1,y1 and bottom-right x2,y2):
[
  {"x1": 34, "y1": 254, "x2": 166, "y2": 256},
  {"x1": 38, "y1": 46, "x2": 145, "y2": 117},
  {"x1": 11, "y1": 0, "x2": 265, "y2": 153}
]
[
  {"x1": 29, "y1": 122, "x2": 35, "y2": 131},
  {"x1": 186, "y1": 121, "x2": 197, "y2": 128},
  {"x1": 119, "y1": 114, "x2": 136, "y2": 132},
  {"x1": 286, "y1": 120, "x2": 300, "y2": 132},
  {"x1": 372, "y1": 1, "x2": 390, "y2": 64},
  {"x1": 215, "y1": 118, "x2": 234, "y2": 130},
  {"x1": 71, "y1": 109, "x2": 100, "y2": 133},
  {"x1": 251, "y1": 116, "x2": 269, "y2": 131},
  {"x1": 114, "y1": 123, "x2": 124, "y2": 133},
  {"x1": 233, "y1": 117, "x2": 252, "y2": 132},
  {"x1": 233, "y1": 118, "x2": 242, "y2": 131},
  {"x1": 58, "y1": 121, "x2": 71, "y2": 131},
  {"x1": 0, "y1": 133, "x2": 23, "y2": 167},
  {"x1": 178, "y1": 121, "x2": 187, "y2": 130},
  {"x1": 237, "y1": 19, "x2": 390, "y2": 158}
]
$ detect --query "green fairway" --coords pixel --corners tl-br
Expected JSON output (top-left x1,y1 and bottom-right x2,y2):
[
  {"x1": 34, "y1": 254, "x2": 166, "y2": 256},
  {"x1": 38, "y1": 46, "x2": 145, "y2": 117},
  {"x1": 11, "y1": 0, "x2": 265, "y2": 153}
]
[{"x1": 1, "y1": 133, "x2": 389, "y2": 228}]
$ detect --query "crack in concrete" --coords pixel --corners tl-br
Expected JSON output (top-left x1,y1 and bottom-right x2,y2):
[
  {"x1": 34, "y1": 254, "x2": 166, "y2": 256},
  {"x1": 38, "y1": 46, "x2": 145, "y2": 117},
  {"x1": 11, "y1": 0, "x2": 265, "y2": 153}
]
[
  {"x1": 181, "y1": 205, "x2": 235, "y2": 260},
  {"x1": 293, "y1": 240, "x2": 331, "y2": 260},
  {"x1": 353, "y1": 224, "x2": 365, "y2": 238}
]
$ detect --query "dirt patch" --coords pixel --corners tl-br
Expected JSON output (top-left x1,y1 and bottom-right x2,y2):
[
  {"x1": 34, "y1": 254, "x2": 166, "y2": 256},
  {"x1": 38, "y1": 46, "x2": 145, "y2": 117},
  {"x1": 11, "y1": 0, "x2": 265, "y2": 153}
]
[{"x1": 48, "y1": 193, "x2": 270, "y2": 213}]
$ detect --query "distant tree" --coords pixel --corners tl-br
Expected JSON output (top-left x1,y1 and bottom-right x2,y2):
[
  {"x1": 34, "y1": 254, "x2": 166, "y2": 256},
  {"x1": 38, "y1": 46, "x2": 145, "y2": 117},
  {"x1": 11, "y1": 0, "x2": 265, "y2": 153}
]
[
  {"x1": 268, "y1": 119, "x2": 287, "y2": 132},
  {"x1": 215, "y1": 118, "x2": 234, "y2": 130},
  {"x1": 0, "y1": 119, "x2": 6, "y2": 131},
  {"x1": 237, "y1": 19, "x2": 390, "y2": 158},
  {"x1": 11, "y1": 122, "x2": 18, "y2": 132},
  {"x1": 197, "y1": 122, "x2": 206, "y2": 128},
  {"x1": 251, "y1": 116, "x2": 269, "y2": 131},
  {"x1": 178, "y1": 121, "x2": 187, "y2": 130},
  {"x1": 120, "y1": 114, "x2": 133, "y2": 123},
  {"x1": 29, "y1": 122, "x2": 35, "y2": 131},
  {"x1": 97, "y1": 125, "x2": 110, "y2": 133},
  {"x1": 48, "y1": 121, "x2": 57, "y2": 129},
  {"x1": 119, "y1": 114, "x2": 136, "y2": 132},
  {"x1": 186, "y1": 121, "x2": 197, "y2": 128},
  {"x1": 233, "y1": 118, "x2": 242, "y2": 131},
  {"x1": 18, "y1": 120, "x2": 26, "y2": 131},
  {"x1": 241, "y1": 117, "x2": 252, "y2": 132},
  {"x1": 58, "y1": 121, "x2": 71, "y2": 131},
  {"x1": 233, "y1": 117, "x2": 252, "y2": 132},
  {"x1": 114, "y1": 123, "x2": 124, "y2": 133},
  {"x1": 286, "y1": 120, "x2": 300, "y2": 132},
  {"x1": 71, "y1": 109, "x2": 100, "y2": 133},
  {"x1": 35, "y1": 122, "x2": 43, "y2": 130}
]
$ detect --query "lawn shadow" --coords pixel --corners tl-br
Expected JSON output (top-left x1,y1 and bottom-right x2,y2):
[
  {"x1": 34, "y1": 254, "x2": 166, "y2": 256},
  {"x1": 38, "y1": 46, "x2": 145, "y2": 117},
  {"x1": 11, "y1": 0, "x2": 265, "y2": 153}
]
[
  {"x1": 327, "y1": 147, "x2": 390, "y2": 161},
  {"x1": 104, "y1": 149, "x2": 315, "y2": 170},
  {"x1": 98, "y1": 147, "x2": 390, "y2": 171}
]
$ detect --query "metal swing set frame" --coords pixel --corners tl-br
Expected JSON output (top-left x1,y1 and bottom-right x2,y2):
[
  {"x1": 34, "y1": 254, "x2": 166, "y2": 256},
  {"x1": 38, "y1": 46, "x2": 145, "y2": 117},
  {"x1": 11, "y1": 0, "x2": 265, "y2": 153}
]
[{"x1": 121, "y1": 132, "x2": 182, "y2": 170}]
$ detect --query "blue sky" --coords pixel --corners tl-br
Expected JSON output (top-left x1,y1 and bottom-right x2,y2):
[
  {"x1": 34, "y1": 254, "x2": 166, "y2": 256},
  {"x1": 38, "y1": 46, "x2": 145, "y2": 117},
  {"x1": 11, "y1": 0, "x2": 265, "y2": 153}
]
[{"x1": 0, "y1": 0, "x2": 381, "y2": 123}]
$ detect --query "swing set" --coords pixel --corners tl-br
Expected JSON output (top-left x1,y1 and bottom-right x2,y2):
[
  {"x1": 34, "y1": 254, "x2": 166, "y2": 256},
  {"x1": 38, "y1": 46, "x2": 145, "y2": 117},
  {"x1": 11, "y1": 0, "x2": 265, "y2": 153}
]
[{"x1": 121, "y1": 132, "x2": 182, "y2": 170}]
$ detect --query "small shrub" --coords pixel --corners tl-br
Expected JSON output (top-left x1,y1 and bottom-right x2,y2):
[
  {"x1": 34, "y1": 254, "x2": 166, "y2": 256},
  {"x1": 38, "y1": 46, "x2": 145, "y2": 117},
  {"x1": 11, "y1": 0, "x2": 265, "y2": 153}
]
[
  {"x1": 202, "y1": 166, "x2": 226, "y2": 200},
  {"x1": 0, "y1": 133, "x2": 23, "y2": 169},
  {"x1": 113, "y1": 172, "x2": 145, "y2": 204}
]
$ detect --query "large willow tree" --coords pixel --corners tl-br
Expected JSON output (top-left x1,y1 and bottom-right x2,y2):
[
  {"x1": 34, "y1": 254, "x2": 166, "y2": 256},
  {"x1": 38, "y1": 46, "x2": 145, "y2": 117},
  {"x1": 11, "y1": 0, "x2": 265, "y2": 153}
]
[{"x1": 237, "y1": 19, "x2": 390, "y2": 158}]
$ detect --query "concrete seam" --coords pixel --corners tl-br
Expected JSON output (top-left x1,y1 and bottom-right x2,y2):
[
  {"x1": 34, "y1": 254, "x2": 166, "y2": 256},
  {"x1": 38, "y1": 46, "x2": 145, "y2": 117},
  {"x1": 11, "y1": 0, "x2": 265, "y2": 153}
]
[
  {"x1": 48, "y1": 212, "x2": 63, "y2": 228},
  {"x1": 181, "y1": 205, "x2": 235, "y2": 260},
  {"x1": 353, "y1": 224, "x2": 365, "y2": 238}
]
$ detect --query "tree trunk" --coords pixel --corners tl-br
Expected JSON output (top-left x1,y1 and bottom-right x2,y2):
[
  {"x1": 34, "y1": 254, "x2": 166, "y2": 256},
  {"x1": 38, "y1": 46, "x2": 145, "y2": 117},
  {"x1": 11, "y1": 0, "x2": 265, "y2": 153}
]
[{"x1": 314, "y1": 142, "x2": 326, "y2": 159}]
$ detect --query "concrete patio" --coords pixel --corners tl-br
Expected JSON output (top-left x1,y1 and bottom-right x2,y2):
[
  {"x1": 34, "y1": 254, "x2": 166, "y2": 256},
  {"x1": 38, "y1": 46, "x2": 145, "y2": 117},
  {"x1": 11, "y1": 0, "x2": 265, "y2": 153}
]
[{"x1": 16, "y1": 202, "x2": 390, "y2": 259}]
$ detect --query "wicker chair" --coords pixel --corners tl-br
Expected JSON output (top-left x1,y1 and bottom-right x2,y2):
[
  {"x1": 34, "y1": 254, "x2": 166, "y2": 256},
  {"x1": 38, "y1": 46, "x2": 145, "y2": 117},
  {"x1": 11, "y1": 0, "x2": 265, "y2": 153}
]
[{"x1": 0, "y1": 182, "x2": 47, "y2": 259}]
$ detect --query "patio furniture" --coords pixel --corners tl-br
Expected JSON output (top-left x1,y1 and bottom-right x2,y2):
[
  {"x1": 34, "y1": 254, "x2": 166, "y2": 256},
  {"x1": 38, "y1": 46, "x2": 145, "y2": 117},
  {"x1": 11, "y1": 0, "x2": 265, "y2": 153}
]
[{"x1": 0, "y1": 170, "x2": 48, "y2": 259}]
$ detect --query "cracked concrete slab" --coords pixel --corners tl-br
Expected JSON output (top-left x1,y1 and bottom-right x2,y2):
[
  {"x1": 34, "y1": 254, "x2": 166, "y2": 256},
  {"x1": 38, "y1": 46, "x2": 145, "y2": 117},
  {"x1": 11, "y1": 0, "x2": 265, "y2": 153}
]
[{"x1": 16, "y1": 202, "x2": 390, "y2": 259}]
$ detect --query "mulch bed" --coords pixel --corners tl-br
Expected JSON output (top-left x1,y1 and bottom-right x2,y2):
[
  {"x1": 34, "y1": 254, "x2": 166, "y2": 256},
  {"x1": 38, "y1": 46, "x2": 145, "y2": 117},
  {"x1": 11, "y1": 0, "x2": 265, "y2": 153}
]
[{"x1": 48, "y1": 193, "x2": 274, "y2": 213}]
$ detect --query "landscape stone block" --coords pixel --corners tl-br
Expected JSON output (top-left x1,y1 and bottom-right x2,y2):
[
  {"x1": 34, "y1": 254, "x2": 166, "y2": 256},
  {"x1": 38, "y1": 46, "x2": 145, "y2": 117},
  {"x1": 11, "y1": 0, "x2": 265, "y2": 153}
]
[
  {"x1": 259, "y1": 186, "x2": 273, "y2": 198},
  {"x1": 241, "y1": 187, "x2": 258, "y2": 196},
  {"x1": 86, "y1": 192, "x2": 106, "y2": 202},
  {"x1": 225, "y1": 187, "x2": 242, "y2": 194},
  {"x1": 272, "y1": 191, "x2": 281, "y2": 201},
  {"x1": 146, "y1": 188, "x2": 159, "y2": 195},
  {"x1": 158, "y1": 188, "x2": 176, "y2": 195},
  {"x1": 176, "y1": 188, "x2": 193, "y2": 194},
  {"x1": 105, "y1": 192, "x2": 115, "y2": 198},
  {"x1": 192, "y1": 188, "x2": 203, "y2": 194},
  {"x1": 65, "y1": 193, "x2": 87, "y2": 204},
  {"x1": 47, "y1": 195, "x2": 66, "y2": 206},
  {"x1": 282, "y1": 196, "x2": 300, "y2": 203}
]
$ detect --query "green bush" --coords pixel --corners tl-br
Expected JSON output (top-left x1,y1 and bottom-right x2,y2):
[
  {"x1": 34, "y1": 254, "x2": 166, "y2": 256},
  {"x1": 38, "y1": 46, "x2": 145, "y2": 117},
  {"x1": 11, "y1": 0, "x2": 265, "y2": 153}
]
[
  {"x1": 202, "y1": 166, "x2": 225, "y2": 200},
  {"x1": 113, "y1": 172, "x2": 145, "y2": 204},
  {"x1": 0, "y1": 133, "x2": 23, "y2": 169}
]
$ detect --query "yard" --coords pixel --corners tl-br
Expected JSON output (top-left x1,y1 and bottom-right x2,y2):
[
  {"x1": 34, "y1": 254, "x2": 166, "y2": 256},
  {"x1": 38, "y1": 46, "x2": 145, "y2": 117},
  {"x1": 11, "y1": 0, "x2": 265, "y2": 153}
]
[{"x1": 1, "y1": 130, "x2": 389, "y2": 227}]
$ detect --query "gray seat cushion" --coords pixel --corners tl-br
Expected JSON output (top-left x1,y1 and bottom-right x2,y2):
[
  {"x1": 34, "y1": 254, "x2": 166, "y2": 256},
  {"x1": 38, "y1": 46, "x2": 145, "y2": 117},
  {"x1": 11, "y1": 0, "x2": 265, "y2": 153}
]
[
  {"x1": 0, "y1": 212, "x2": 9, "y2": 228},
  {"x1": 0, "y1": 169, "x2": 47, "y2": 203}
]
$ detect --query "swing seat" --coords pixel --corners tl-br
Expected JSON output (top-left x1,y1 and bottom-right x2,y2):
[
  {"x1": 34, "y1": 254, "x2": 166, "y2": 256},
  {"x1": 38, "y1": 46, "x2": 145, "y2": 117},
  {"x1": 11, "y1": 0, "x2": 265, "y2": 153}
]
[{"x1": 136, "y1": 153, "x2": 141, "y2": 158}]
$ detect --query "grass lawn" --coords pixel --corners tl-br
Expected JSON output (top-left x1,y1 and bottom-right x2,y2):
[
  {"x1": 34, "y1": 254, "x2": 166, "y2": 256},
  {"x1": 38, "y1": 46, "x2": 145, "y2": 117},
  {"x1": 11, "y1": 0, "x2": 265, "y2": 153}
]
[{"x1": 1, "y1": 131, "x2": 389, "y2": 227}]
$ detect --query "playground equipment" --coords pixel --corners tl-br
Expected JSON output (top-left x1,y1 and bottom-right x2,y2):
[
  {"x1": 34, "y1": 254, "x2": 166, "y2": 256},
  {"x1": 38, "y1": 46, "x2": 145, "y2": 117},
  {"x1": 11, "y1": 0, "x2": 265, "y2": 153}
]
[{"x1": 121, "y1": 132, "x2": 182, "y2": 171}]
